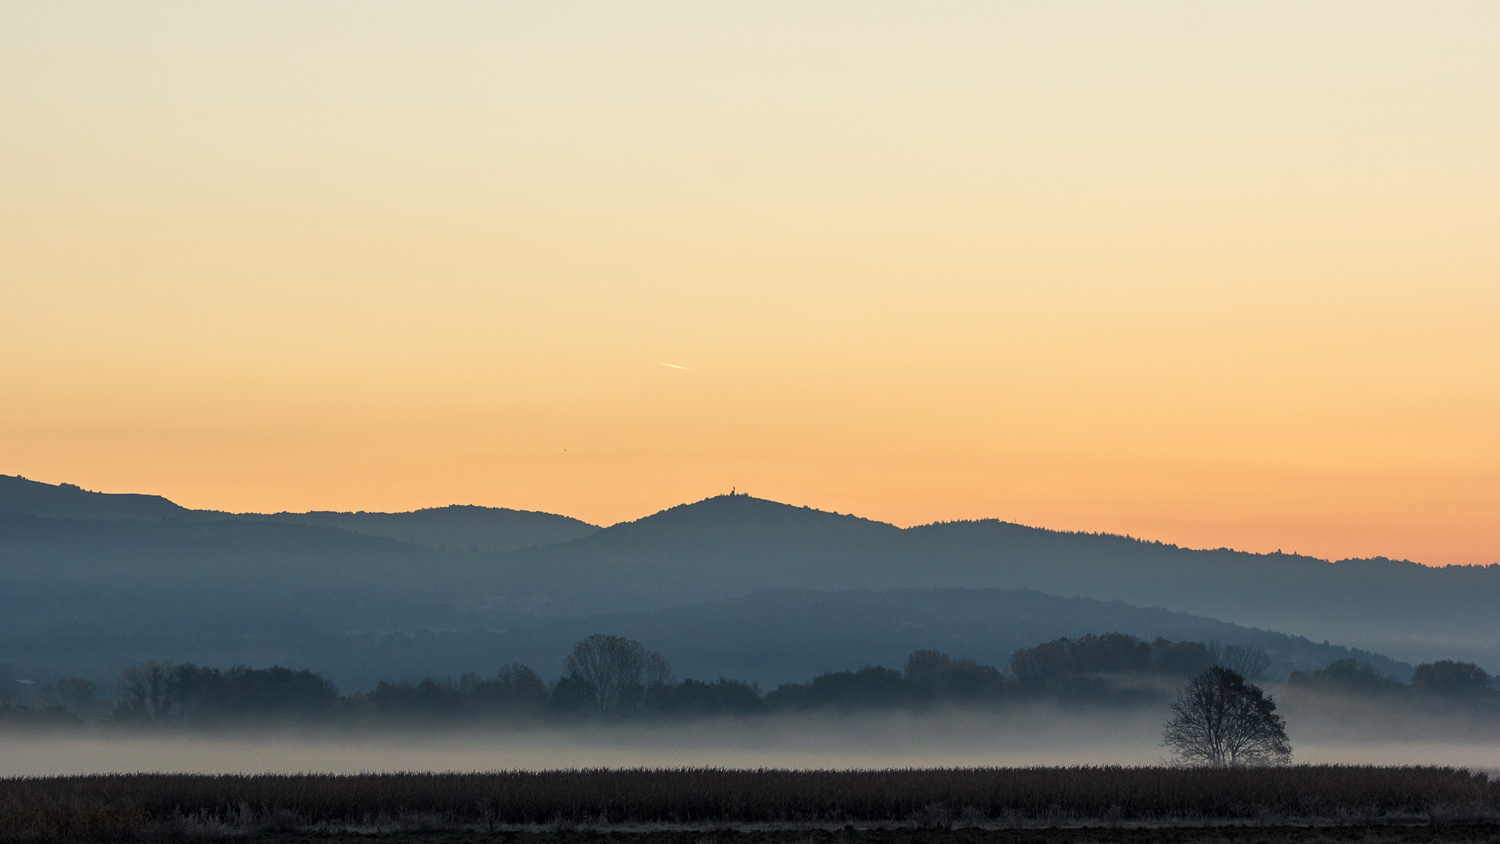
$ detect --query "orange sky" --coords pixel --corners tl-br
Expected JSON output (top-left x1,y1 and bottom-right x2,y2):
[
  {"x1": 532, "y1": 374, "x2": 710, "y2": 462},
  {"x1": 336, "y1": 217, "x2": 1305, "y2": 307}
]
[{"x1": 2, "y1": 3, "x2": 1497, "y2": 565}]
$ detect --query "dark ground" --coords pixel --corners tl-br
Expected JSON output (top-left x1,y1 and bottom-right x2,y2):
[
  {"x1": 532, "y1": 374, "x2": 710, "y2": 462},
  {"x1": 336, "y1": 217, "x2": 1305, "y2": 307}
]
[
  {"x1": 6, "y1": 768, "x2": 1497, "y2": 842},
  {"x1": 239, "y1": 827, "x2": 1500, "y2": 844}
]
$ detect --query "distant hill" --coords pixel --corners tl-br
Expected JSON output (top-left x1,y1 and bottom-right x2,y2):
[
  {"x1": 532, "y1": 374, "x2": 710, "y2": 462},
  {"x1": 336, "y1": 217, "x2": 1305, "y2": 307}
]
[
  {"x1": 0, "y1": 510, "x2": 521, "y2": 636},
  {"x1": 2, "y1": 479, "x2": 1496, "y2": 684},
  {"x1": 0, "y1": 475, "x2": 189, "y2": 522},
  {"x1": 494, "y1": 494, "x2": 1500, "y2": 669},
  {"x1": 0, "y1": 475, "x2": 597, "y2": 552},
  {"x1": 223, "y1": 506, "x2": 598, "y2": 552}
]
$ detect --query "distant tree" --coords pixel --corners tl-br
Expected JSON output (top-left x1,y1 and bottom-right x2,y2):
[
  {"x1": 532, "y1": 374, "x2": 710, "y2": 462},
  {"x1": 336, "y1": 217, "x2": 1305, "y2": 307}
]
[
  {"x1": 1286, "y1": 658, "x2": 1401, "y2": 695},
  {"x1": 548, "y1": 675, "x2": 596, "y2": 715},
  {"x1": 649, "y1": 677, "x2": 764, "y2": 717},
  {"x1": 465, "y1": 663, "x2": 550, "y2": 715},
  {"x1": 1150, "y1": 640, "x2": 1216, "y2": 677},
  {"x1": 114, "y1": 661, "x2": 180, "y2": 722},
  {"x1": 497, "y1": 663, "x2": 549, "y2": 696},
  {"x1": 764, "y1": 665, "x2": 907, "y2": 710},
  {"x1": 1008, "y1": 638, "x2": 1071, "y2": 682},
  {"x1": 1163, "y1": 666, "x2": 1291, "y2": 767},
  {"x1": 1009, "y1": 633, "x2": 1177, "y2": 699},
  {"x1": 368, "y1": 678, "x2": 469, "y2": 720},
  {"x1": 1207, "y1": 643, "x2": 1272, "y2": 683},
  {"x1": 1009, "y1": 633, "x2": 1230, "y2": 684},
  {"x1": 1411, "y1": 661, "x2": 1494, "y2": 696},
  {"x1": 1010, "y1": 633, "x2": 1151, "y2": 682},
  {"x1": 33, "y1": 676, "x2": 105, "y2": 721},
  {"x1": 113, "y1": 661, "x2": 341, "y2": 725},
  {"x1": 563, "y1": 634, "x2": 674, "y2": 714},
  {"x1": 187, "y1": 665, "x2": 340, "y2": 722},
  {"x1": 56, "y1": 676, "x2": 102, "y2": 716},
  {"x1": 904, "y1": 650, "x2": 1005, "y2": 702}
]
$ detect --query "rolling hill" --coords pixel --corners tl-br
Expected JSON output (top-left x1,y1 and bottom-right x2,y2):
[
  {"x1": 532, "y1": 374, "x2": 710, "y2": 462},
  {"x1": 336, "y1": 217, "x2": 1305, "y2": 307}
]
[
  {"x1": 1, "y1": 477, "x2": 1495, "y2": 686},
  {"x1": 493, "y1": 494, "x2": 1500, "y2": 668},
  {"x1": 0, "y1": 474, "x2": 598, "y2": 552}
]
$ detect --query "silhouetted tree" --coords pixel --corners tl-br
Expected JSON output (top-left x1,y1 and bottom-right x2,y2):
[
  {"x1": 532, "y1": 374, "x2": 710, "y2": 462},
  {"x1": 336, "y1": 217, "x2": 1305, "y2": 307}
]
[
  {"x1": 548, "y1": 676, "x2": 595, "y2": 715},
  {"x1": 33, "y1": 676, "x2": 105, "y2": 721},
  {"x1": 1411, "y1": 661, "x2": 1494, "y2": 696},
  {"x1": 180, "y1": 665, "x2": 340, "y2": 722},
  {"x1": 1010, "y1": 633, "x2": 1208, "y2": 700},
  {"x1": 114, "y1": 661, "x2": 179, "y2": 723},
  {"x1": 57, "y1": 676, "x2": 102, "y2": 715},
  {"x1": 1150, "y1": 640, "x2": 1217, "y2": 678},
  {"x1": 113, "y1": 662, "x2": 341, "y2": 725},
  {"x1": 1164, "y1": 666, "x2": 1290, "y2": 767},
  {"x1": 464, "y1": 663, "x2": 550, "y2": 715},
  {"x1": 1286, "y1": 658, "x2": 1402, "y2": 695},
  {"x1": 1207, "y1": 643, "x2": 1272, "y2": 682},
  {"x1": 367, "y1": 678, "x2": 470, "y2": 721},
  {"x1": 648, "y1": 677, "x2": 764, "y2": 717},
  {"x1": 904, "y1": 650, "x2": 1006, "y2": 702},
  {"x1": 764, "y1": 666, "x2": 907, "y2": 710},
  {"x1": 563, "y1": 634, "x2": 674, "y2": 714},
  {"x1": 1011, "y1": 633, "x2": 1155, "y2": 681}
]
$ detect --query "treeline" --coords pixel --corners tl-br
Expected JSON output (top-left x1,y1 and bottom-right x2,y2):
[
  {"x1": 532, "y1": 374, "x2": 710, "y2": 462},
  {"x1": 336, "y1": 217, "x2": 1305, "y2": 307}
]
[
  {"x1": 3, "y1": 632, "x2": 1495, "y2": 731},
  {"x1": 1285, "y1": 657, "x2": 1500, "y2": 703}
]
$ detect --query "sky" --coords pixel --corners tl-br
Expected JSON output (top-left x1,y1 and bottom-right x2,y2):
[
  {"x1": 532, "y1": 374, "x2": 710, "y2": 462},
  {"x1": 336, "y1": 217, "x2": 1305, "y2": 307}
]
[{"x1": 2, "y1": 2, "x2": 1497, "y2": 566}]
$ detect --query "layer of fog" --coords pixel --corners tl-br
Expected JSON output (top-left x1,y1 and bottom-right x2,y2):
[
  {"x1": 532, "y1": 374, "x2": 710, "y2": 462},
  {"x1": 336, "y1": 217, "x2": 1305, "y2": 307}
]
[{"x1": 4, "y1": 707, "x2": 1498, "y2": 777}]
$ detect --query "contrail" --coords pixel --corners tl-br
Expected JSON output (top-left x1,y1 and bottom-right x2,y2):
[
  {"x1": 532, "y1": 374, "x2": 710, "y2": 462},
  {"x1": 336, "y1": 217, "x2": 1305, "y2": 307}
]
[{"x1": 658, "y1": 362, "x2": 694, "y2": 370}]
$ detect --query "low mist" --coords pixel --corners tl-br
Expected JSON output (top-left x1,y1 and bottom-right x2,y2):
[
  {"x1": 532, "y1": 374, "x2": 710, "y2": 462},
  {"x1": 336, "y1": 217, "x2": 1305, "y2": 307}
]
[{"x1": 4, "y1": 707, "x2": 1498, "y2": 777}]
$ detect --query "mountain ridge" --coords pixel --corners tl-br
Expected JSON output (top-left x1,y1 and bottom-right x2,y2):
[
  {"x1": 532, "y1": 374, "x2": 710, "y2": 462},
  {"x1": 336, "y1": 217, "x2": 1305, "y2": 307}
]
[
  {"x1": 4, "y1": 474, "x2": 1475, "y2": 572},
  {"x1": 3, "y1": 477, "x2": 1497, "y2": 672},
  {"x1": 494, "y1": 493, "x2": 1500, "y2": 667},
  {"x1": 0, "y1": 474, "x2": 598, "y2": 552}
]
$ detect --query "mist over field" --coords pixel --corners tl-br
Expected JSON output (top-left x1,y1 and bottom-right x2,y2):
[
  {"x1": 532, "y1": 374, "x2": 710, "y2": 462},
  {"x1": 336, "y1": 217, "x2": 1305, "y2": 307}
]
[{"x1": 4, "y1": 706, "x2": 1498, "y2": 778}]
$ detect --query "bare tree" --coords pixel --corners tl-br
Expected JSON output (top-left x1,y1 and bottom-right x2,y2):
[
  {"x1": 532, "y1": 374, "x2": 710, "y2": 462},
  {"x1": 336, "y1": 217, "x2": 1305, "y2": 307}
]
[
  {"x1": 34, "y1": 676, "x2": 106, "y2": 721},
  {"x1": 1164, "y1": 666, "x2": 1291, "y2": 767},
  {"x1": 1208, "y1": 642, "x2": 1272, "y2": 683},
  {"x1": 563, "y1": 634, "x2": 674, "y2": 713},
  {"x1": 114, "y1": 661, "x2": 180, "y2": 722}
]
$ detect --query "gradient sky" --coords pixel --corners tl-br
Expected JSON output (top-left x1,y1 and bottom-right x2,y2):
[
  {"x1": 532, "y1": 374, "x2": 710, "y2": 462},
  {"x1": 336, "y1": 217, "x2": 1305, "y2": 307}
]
[{"x1": 2, "y1": 2, "x2": 1497, "y2": 565}]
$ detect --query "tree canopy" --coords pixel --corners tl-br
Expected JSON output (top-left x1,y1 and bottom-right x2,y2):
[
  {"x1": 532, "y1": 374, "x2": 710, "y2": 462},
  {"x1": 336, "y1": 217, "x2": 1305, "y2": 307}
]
[
  {"x1": 562, "y1": 634, "x2": 674, "y2": 714},
  {"x1": 1163, "y1": 667, "x2": 1291, "y2": 767}
]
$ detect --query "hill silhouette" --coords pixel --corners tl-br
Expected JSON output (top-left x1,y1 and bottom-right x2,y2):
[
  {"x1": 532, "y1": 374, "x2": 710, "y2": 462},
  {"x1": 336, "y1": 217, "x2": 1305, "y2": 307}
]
[
  {"x1": 0, "y1": 475, "x2": 189, "y2": 522},
  {"x1": 0, "y1": 475, "x2": 597, "y2": 552},
  {"x1": 2, "y1": 479, "x2": 1497, "y2": 683},
  {"x1": 494, "y1": 493, "x2": 1499, "y2": 668},
  {"x1": 225, "y1": 505, "x2": 597, "y2": 552}
]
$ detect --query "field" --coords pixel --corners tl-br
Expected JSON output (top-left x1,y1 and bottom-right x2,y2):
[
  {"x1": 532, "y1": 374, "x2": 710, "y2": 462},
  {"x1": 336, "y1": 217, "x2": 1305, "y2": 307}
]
[
  {"x1": 1, "y1": 767, "x2": 1498, "y2": 841},
  {"x1": 184, "y1": 830, "x2": 1500, "y2": 844}
]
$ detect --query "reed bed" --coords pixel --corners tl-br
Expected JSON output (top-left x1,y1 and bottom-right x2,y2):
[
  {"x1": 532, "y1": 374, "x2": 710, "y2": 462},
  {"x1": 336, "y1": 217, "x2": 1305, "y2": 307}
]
[{"x1": 1, "y1": 766, "x2": 1496, "y2": 840}]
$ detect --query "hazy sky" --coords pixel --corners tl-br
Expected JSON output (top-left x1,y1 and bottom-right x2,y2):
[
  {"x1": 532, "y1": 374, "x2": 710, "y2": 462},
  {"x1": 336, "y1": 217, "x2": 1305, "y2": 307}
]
[{"x1": 3, "y1": 2, "x2": 1497, "y2": 565}]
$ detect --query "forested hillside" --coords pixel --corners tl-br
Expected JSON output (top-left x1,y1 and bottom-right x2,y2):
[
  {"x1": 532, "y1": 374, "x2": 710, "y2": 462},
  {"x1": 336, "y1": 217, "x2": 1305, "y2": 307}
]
[
  {"x1": 496, "y1": 494, "x2": 1500, "y2": 667},
  {"x1": 2, "y1": 478, "x2": 1494, "y2": 689}
]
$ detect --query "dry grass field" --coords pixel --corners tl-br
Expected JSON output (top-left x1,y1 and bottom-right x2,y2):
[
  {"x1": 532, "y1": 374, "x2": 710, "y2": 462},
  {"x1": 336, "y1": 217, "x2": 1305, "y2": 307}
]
[
  {"x1": 1, "y1": 767, "x2": 1497, "y2": 842},
  {"x1": 62, "y1": 826, "x2": 1500, "y2": 844}
]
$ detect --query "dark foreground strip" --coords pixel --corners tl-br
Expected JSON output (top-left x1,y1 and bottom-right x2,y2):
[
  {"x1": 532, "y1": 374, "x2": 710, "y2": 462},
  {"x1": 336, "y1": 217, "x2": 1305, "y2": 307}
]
[
  {"x1": 203, "y1": 826, "x2": 1500, "y2": 844},
  {"x1": 1, "y1": 767, "x2": 1496, "y2": 840}
]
